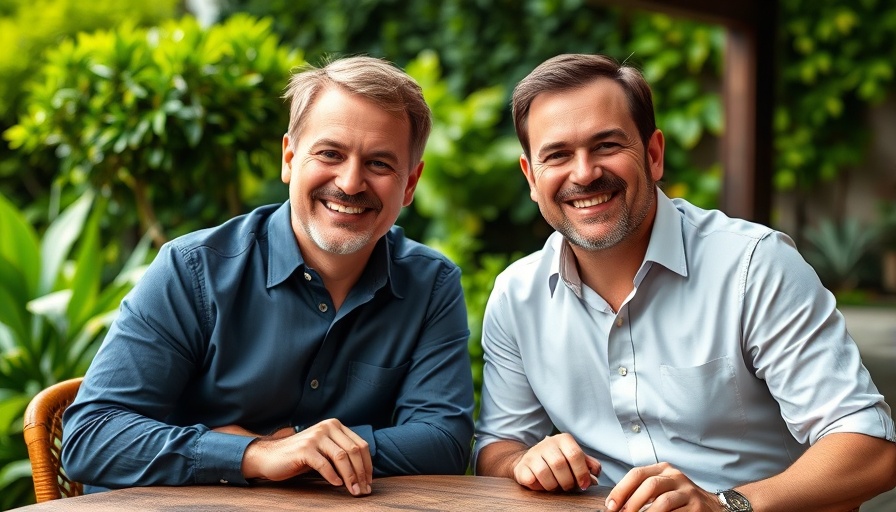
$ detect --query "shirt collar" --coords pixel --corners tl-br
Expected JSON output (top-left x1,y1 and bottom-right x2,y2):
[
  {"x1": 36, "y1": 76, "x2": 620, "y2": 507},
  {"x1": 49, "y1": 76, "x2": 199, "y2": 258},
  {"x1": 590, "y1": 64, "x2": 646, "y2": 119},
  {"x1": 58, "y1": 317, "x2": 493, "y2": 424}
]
[
  {"x1": 267, "y1": 202, "x2": 304, "y2": 288},
  {"x1": 548, "y1": 187, "x2": 688, "y2": 297},
  {"x1": 645, "y1": 188, "x2": 688, "y2": 278},
  {"x1": 266, "y1": 202, "x2": 398, "y2": 297}
]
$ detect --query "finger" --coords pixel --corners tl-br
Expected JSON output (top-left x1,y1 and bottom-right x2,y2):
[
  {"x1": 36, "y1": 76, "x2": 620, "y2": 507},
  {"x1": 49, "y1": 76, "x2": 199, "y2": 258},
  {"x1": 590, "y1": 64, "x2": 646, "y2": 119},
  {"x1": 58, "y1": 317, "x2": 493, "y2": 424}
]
[
  {"x1": 620, "y1": 474, "x2": 679, "y2": 512},
  {"x1": 328, "y1": 426, "x2": 372, "y2": 493},
  {"x1": 586, "y1": 455, "x2": 602, "y2": 483},
  {"x1": 303, "y1": 449, "x2": 343, "y2": 488},
  {"x1": 319, "y1": 435, "x2": 368, "y2": 496},
  {"x1": 514, "y1": 464, "x2": 546, "y2": 491},
  {"x1": 605, "y1": 465, "x2": 662, "y2": 512},
  {"x1": 338, "y1": 424, "x2": 373, "y2": 488},
  {"x1": 540, "y1": 443, "x2": 580, "y2": 491},
  {"x1": 555, "y1": 440, "x2": 594, "y2": 490}
]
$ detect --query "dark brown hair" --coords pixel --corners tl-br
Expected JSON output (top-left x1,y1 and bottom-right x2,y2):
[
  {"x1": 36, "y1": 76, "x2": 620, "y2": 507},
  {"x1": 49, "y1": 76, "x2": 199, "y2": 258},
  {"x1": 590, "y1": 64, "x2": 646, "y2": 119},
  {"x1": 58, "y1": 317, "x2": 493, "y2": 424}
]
[{"x1": 512, "y1": 54, "x2": 656, "y2": 159}]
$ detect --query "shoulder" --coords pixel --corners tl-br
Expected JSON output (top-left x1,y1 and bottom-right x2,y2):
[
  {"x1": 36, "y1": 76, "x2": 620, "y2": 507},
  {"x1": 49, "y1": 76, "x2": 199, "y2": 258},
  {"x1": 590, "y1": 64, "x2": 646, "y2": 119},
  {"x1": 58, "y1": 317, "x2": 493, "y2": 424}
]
[
  {"x1": 167, "y1": 204, "x2": 281, "y2": 260},
  {"x1": 491, "y1": 233, "x2": 558, "y2": 300},
  {"x1": 387, "y1": 226, "x2": 459, "y2": 272},
  {"x1": 671, "y1": 197, "x2": 775, "y2": 243}
]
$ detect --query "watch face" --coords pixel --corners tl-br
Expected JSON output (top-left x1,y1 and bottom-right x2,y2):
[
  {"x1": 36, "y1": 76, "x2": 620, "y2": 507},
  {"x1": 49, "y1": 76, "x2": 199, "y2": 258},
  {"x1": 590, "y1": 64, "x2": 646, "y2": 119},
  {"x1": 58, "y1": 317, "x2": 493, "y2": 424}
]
[{"x1": 722, "y1": 490, "x2": 752, "y2": 511}]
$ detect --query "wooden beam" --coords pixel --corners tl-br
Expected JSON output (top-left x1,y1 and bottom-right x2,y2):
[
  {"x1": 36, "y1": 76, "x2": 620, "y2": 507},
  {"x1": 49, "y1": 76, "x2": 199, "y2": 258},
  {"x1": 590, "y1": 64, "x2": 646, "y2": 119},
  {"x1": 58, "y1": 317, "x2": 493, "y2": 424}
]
[{"x1": 589, "y1": 0, "x2": 776, "y2": 223}]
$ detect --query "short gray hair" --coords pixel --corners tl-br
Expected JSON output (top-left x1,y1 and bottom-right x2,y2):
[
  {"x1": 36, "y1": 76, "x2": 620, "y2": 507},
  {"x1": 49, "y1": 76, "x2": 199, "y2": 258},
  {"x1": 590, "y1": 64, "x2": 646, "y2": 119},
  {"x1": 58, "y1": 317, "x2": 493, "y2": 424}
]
[{"x1": 283, "y1": 56, "x2": 432, "y2": 166}]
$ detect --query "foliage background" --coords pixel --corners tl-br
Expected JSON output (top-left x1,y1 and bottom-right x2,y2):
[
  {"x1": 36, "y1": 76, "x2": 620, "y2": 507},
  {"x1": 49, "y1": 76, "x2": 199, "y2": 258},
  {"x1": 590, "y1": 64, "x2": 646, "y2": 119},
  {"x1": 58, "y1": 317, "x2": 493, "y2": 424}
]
[{"x1": 1, "y1": 0, "x2": 895, "y2": 507}]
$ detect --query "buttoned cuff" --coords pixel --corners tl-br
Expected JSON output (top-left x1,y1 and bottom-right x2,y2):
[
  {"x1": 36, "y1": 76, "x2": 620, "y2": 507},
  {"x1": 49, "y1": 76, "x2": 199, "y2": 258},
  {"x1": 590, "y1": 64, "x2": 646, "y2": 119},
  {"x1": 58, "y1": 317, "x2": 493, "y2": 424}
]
[{"x1": 194, "y1": 431, "x2": 256, "y2": 485}]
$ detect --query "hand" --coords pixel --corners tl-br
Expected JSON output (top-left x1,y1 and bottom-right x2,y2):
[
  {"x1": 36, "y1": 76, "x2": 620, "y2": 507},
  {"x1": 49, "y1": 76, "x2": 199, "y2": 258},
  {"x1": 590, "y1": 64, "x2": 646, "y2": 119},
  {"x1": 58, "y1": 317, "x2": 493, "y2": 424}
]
[
  {"x1": 240, "y1": 418, "x2": 373, "y2": 496},
  {"x1": 512, "y1": 433, "x2": 602, "y2": 492},
  {"x1": 605, "y1": 462, "x2": 720, "y2": 512}
]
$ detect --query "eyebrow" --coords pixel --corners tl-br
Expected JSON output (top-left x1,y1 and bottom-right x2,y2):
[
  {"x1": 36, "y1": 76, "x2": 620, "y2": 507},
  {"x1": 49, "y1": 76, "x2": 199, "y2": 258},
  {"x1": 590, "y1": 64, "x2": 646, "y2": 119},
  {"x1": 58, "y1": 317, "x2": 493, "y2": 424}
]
[{"x1": 535, "y1": 128, "x2": 628, "y2": 161}]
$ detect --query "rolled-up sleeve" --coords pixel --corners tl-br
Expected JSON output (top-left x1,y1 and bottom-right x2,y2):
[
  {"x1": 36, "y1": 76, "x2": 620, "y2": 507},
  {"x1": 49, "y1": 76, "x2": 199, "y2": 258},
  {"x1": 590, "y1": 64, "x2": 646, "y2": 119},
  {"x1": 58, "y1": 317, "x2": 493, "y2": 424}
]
[{"x1": 741, "y1": 232, "x2": 895, "y2": 445}]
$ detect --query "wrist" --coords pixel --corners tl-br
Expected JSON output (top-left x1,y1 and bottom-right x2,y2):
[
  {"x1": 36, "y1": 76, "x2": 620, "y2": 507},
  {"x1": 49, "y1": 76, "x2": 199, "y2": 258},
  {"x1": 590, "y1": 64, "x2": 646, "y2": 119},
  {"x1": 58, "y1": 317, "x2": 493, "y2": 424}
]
[{"x1": 716, "y1": 488, "x2": 753, "y2": 512}]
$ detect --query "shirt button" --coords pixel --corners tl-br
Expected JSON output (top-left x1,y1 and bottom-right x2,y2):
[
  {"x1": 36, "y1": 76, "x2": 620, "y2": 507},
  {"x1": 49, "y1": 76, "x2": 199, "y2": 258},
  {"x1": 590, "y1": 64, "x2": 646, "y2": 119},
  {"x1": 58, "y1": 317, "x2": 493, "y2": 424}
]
[
  {"x1": 318, "y1": 303, "x2": 328, "y2": 312},
  {"x1": 310, "y1": 379, "x2": 319, "y2": 389},
  {"x1": 616, "y1": 317, "x2": 624, "y2": 327},
  {"x1": 631, "y1": 423, "x2": 641, "y2": 433},
  {"x1": 618, "y1": 366, "x2": 628, "y2": 376},
  {"x1": 303, "y1": 272, "x2": 312, "y2": 281}
]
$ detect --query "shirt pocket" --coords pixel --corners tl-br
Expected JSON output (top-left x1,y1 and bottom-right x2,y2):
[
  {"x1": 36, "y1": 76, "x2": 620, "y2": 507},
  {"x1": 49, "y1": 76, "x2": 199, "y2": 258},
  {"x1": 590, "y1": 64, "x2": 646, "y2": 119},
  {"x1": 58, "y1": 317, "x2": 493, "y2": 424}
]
[
  {"x1": 348, "y1": 360, "x2": 410, "y2": 389},
  {"x1": 658, "y1": 356, "x2": 747, "y2": 445}
]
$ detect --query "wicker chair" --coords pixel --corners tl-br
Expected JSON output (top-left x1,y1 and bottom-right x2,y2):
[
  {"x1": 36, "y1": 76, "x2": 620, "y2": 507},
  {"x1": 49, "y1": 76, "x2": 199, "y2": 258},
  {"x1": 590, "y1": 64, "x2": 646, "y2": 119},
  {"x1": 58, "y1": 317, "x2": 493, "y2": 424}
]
[{"x1": 23, "y1": 377, "x2": 84, "y2": 502}]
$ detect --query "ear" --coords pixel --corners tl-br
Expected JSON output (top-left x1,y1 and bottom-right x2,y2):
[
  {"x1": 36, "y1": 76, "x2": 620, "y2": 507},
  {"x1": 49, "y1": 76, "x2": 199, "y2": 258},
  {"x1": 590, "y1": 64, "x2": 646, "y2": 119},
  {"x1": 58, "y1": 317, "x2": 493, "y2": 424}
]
[
  {"x1": 281, "y1": 134, "x2": 294, "y2": 184},
  {"x1": 520, "y1": 154, "x2": 538, "y2": 203},
  {"x1": 402, "y1": 161, "x2": 425, "y2": 206},
  {"x1": 646, "y1": 129, "x2": 665, "y2": 182}
]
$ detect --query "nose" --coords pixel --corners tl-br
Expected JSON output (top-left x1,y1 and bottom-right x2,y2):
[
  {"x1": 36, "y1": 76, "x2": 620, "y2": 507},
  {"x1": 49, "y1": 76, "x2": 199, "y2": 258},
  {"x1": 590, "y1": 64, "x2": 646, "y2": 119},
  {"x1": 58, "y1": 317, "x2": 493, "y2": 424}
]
[
  {"x1": 334, "y1": 158, "x2": 367, "y2": 196},
  {"x1": 569, "y1": 150, "x2": 602, "y2": 185}
]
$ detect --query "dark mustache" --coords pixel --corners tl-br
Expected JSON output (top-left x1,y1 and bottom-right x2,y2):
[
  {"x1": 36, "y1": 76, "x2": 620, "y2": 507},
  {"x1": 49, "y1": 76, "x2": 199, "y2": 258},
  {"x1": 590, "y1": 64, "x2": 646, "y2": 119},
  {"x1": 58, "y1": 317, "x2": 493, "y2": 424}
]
[
  {"x1": 554, "y1": 174, "x2": 626, "y2": 203},
  {"x1": 312, "y1": 187, "x2": 382, "y2": 211}
]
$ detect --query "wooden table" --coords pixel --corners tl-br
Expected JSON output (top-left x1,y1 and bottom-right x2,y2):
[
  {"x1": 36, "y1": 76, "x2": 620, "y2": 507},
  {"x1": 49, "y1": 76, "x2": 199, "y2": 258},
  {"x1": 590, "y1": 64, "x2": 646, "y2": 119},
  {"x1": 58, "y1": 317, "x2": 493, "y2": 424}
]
[{"x1": 13, "y1": 475, "x2": 612, "y2": 511}]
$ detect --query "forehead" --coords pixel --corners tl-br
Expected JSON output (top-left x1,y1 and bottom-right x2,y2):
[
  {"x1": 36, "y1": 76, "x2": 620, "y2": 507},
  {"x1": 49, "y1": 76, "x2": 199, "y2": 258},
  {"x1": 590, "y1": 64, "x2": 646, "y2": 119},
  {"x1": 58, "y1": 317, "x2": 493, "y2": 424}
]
[
  {"x1": 527, "y1": 78, "x2": 633, "y2": 145},
  {"x1": 298, "y1": 87, "x2": 411, "y2": 154}
]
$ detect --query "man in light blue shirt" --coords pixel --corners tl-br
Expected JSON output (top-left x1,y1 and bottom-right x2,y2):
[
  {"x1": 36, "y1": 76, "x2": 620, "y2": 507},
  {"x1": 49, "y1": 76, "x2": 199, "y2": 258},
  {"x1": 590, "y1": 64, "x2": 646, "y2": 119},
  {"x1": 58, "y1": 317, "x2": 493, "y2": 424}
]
[
  {"x1": 474, "y1": 53, "x2": 896, "y2": 512},
  {"x1": 62, "y1": 56, "x2": 474, "y2": 496}
]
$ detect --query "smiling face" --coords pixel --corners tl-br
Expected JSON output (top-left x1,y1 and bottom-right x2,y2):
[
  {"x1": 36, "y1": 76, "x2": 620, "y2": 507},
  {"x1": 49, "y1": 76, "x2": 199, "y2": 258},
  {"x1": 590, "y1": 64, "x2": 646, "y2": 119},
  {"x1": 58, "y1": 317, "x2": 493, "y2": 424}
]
[
  {"x1": 281, "y1": 86, "x2": 422, "y2": 260},
  {"x1": 521, "y1": 78, "x2": 664, "y2": 252}
]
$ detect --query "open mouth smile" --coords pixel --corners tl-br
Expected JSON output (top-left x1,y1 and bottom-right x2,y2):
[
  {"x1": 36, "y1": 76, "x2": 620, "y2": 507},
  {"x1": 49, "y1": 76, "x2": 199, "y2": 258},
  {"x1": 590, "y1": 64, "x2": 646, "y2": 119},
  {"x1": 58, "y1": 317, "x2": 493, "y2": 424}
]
[
  {"x1": 570, "y1": 193, "x2": 613, "y2": 208},
  {"x1": 325, "y1": 201, "x2": 366, "y2": 214}
]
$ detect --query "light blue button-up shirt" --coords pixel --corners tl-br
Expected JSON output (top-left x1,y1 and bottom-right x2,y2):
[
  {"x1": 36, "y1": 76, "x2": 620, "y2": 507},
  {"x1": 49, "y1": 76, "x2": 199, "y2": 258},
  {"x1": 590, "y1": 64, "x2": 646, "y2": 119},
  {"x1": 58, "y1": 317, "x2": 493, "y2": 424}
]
[
  {"x1": 62, "y1": 201, "x2": 474, "y2": 491},
  {"x1": 474, "y1": 189, "x2": 894, "y2": 490}
]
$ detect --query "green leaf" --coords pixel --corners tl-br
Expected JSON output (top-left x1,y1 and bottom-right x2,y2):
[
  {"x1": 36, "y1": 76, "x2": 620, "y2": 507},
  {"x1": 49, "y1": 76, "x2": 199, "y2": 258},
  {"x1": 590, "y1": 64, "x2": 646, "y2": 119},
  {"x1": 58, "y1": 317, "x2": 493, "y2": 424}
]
[
  {"x1": 0, "y1": 459, "x2": 32, "y2": 488},
  {"x1": 0, "y1": 193, "x2": 40, "y2": 297},
  {"x1": 67, "y1": 204, "x2": 102, "y2": 332},
  {"x1": 39, "y1": 191, "x2": 94, "y2": 295}
]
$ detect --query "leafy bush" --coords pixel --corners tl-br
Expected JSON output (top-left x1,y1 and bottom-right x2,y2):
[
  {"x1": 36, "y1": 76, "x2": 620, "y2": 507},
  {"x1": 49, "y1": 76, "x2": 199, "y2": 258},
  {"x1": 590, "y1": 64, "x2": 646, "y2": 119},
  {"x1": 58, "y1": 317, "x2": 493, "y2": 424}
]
[
  {"x1": 0, "y1": 191, "x2": 150, "y2": 508},
  {"x1": 6, "y1": 15, "x2": 304, "y2": 247},
  {"x1": 0, "y1": 0, "x2": 178, "y2": 211},
  {"x1": 218, "y1": 0, "x2": 726, "y2": 212}
]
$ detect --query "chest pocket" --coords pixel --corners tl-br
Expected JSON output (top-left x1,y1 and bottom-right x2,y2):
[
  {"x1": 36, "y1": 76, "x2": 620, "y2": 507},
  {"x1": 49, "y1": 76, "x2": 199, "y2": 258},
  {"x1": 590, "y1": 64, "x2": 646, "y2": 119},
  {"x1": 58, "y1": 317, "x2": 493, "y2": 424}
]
[{"x1": 658, "y1": 356, "x2": 747, "y2": 446}]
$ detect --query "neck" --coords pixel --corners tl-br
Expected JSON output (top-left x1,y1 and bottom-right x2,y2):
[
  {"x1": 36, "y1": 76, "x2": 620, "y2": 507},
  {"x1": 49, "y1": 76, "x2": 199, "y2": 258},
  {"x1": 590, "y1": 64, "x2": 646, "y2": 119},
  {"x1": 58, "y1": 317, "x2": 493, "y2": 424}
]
[
  {"x1": 299, "y1": 241, "x2": 374, "y2": 312},
  {"x1": 568, "y1": 214, "x2": 655, "y2": 313}
]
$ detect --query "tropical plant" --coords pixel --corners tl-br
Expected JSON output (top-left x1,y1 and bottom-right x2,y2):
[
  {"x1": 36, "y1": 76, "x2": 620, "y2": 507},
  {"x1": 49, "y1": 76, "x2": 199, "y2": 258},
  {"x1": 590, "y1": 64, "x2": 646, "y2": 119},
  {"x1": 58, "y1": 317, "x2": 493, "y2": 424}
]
[
  {"x1": 802, "y1": 217, "x2": 879, "y2": 293},
  {"x1": 0, "y1": 0, "x2": 179, "y2": 212},
  {"x1": 6, "y1": 15, "x2": 304, "y2": 248},
  {"x1": 0, "y1": 191, "x2": 150, "y2": 508}
]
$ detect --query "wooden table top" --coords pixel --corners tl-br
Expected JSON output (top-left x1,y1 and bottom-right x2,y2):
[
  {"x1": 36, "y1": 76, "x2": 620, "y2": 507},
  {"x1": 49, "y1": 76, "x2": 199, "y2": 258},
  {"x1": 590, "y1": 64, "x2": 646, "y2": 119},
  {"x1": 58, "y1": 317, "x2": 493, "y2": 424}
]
[{"x1": 14, "y1": 475, "x2": 612, "y2": 511}]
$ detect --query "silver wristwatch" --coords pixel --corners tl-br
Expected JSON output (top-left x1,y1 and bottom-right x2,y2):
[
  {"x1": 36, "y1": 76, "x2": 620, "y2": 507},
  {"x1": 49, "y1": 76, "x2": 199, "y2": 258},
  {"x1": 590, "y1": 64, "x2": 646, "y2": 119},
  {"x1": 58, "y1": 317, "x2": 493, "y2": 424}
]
[{"x1": 716, "y1": 489, "x2": 752, "y2": 512}]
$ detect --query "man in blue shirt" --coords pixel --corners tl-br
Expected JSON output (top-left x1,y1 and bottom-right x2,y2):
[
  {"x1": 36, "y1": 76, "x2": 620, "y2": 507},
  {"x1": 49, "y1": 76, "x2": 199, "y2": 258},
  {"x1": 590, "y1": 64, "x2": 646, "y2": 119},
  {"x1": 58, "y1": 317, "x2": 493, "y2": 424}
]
[
  {"x1": 62, "y1": 56, "x2": 474, "y2": 497},
  {"x1": 474, "y1": 53, "x2": 896, "y2": 511}
]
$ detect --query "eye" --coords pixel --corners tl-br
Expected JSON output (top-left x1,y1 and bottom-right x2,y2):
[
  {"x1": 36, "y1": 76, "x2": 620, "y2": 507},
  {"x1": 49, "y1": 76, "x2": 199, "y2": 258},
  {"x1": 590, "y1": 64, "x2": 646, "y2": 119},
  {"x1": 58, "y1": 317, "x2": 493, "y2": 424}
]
[
  {"x1": 367, "y1": 160, "x2": 395, "y2": 173},
  {"x1": 541, "y1": 151, "x2": 572, "y2": 165},
  {"x1": 317, "y1": 150, "x2": 342, "y2": 161},
  {"x1": 593, "y1": 142, "x2": 621, "y2": 153}
]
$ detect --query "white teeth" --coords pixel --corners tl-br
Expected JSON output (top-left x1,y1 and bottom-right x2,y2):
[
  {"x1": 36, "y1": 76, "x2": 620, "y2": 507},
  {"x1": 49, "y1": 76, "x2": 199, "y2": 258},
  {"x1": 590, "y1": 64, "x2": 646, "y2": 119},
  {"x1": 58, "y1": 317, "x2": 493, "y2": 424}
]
[
  {"x1": 572, "y1": 194, "x2": 611, "y2": 208},
  {"x1": 325, "y1": 201, "x2": 365, "y2": 214}
]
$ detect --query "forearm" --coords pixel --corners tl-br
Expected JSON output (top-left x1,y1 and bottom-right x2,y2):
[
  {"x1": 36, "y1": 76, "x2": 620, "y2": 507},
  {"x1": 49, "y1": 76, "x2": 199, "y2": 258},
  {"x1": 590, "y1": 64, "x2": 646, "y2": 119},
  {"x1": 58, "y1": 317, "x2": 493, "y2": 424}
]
[
  {"x1": 475, "y1": 439, "x2": 529, "y2": 478},
  {"x1": 738, "y1": 433, "x2": 896, "y2": 511},
  {"x1": 362, "y1": 420, "x2": 472, "y2": 475},
  {"x1": 62, "y1": 406, "x2": 253, "y2": 487}
]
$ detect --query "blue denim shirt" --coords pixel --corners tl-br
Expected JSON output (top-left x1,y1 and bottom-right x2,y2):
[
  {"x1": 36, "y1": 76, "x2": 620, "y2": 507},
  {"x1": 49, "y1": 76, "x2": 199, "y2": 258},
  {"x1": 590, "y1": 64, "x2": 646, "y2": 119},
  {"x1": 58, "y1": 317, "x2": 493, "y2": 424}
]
[{"x1": 62, "y1": 202, "x2": 474, "y2": 490}]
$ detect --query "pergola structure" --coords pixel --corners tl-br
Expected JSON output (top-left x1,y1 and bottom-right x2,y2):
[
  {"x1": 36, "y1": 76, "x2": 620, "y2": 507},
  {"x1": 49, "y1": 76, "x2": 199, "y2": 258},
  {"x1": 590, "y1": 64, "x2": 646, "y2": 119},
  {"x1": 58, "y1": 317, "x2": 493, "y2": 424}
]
[{"x1": 596, "y1": 0, "x2": 777, "y2": 224}]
